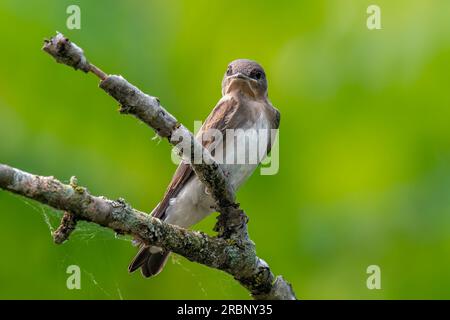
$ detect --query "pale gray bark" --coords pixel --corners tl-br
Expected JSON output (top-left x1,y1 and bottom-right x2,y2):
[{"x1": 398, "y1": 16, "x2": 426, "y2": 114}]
[{"x1": 0, "y1": 32, "x2": 296, "y2": 300}]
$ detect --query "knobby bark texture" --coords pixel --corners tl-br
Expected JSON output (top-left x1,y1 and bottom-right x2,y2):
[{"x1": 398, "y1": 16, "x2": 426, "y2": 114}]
[
  {"x1": 0, "y1": 164, "x2": 294, "y2": 299},
  {"x1": 0, "y1": 32, "x2": 296, "y2": 300}
]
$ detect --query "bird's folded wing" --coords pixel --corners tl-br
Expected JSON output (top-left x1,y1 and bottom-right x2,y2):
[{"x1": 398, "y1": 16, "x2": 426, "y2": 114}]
[
  {"x1": 266, "y1": 106, "x2": 280, "y2": 155},
  {"x1": 151, "y1": 96, "x2": 240, "y2": 220}
]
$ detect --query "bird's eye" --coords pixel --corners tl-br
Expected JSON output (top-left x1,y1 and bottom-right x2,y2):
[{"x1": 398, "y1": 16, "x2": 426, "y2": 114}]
[
  {"x1": 252, "y1": 71, "x2": 262, "y2": 80},
  {"x1": 226, "y1": 66, "x2": 233, "y2": 76}
]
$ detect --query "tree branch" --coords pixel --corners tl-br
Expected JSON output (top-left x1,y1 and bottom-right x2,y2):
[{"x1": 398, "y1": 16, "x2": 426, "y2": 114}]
[
  {"x1": 0, "y1": 32, "x2": 296, "y2": 299},
  {"x1": 0, "y1": 164, "x2": 294, "y2": 299},
  {"x1": 43, "y1": 32, "x2": 246, "y2": 239},
  {"x1": 53, "y1": 211, "x2": 77, "y2": 244}
]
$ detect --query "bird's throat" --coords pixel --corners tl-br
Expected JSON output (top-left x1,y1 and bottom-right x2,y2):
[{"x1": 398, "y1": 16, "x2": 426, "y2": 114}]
[{"x1": 225, "y1": 79, "x2": 257, "y2": 98}]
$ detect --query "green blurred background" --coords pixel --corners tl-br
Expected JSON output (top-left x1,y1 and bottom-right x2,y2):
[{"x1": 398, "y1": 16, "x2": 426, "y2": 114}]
[{"x1": 0, "y1": 0, "x2": 449, "y2": 299}]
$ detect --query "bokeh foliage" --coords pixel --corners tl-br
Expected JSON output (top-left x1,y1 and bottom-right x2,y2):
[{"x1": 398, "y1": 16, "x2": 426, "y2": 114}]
[{"x1": 0, "y1": 0, "x2": 449, "y2": 299}]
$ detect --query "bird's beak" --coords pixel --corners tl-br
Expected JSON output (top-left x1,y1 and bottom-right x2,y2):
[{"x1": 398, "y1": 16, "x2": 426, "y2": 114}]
[
  {"x1": 223, "y1": 72, "x2": 259, "y2": 97},
  {"x1": 228, "y1": 72, "x2": 257, "y2": 83}
]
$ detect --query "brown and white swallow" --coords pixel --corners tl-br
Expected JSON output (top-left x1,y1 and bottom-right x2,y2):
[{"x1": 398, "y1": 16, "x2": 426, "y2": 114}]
[{"x1": 128, "y1": 59, "x2": 280, "y2": 277}]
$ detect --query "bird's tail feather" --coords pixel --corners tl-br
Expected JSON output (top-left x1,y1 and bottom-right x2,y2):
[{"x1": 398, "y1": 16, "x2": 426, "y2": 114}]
[
  {"x1": 141, "y1": 251, "x2": 170, "y2": 278},
  {"x1": 128, "y1": 245, "x2": 150, "y2": 273},
  {"x1": 128, "y1": 246, "x2": 170, "y2": 278}
]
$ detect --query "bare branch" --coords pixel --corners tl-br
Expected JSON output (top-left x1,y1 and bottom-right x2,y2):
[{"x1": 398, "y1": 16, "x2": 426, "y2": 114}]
[
  {"x1": 43, "y1": 32, "x2": 242, "y2": 238},
  {"x1": 0, "y1": 164, "x2": 296, "y2": 299},
  {"x1": 99, "y1": 76, "x2": 236, "y2": 210},
  {"x1": 1, "y1": 32, "x2": 300, "y2": 299},
  {"x1": 43, "y1": 33, "x2": 106, "y2": 80},
  {"x1": 53, "y1": 211, "x2": 77, "y2": 244}
]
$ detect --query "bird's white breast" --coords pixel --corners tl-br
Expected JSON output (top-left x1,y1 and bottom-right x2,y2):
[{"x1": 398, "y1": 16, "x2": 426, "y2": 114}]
[
  {"x1": 164, "y1": 98, "x2": 271, "y2": 228},
  {"x1": 221, "y1": 109, "x2": 271, "y2": 189}
]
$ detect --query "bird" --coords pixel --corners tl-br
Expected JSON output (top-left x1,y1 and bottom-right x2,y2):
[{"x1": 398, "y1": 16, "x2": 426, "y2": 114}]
[{"x1": 128, "y1": 59, "x2": 280, "y2": 277}]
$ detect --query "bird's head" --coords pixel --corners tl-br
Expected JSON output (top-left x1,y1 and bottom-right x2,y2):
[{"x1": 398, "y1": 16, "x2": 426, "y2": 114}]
[{"x1": 222, "y1": 59, "x2": 268, "y2": 98}]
